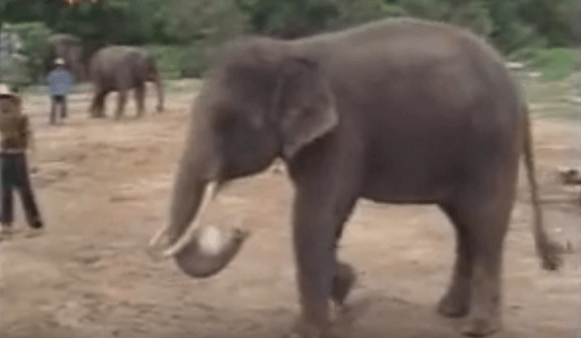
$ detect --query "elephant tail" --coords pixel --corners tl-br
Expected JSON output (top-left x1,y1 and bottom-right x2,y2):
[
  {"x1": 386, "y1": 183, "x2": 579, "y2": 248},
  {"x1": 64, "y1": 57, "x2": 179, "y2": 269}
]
[{"x1": 522, "y1": 105, "x2": 564, "y2": 271}]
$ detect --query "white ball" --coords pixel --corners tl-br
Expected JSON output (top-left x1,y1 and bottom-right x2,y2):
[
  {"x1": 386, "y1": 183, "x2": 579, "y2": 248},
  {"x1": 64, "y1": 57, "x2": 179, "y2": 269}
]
[{"x1": 198, "y1": 226, "x2": 224, "y2": 256}]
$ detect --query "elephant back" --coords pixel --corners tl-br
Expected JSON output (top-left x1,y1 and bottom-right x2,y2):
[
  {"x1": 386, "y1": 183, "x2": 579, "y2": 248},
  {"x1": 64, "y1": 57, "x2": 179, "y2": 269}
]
[{"x1": 89, "y1": 46, "x2": 157, "y2": 87}]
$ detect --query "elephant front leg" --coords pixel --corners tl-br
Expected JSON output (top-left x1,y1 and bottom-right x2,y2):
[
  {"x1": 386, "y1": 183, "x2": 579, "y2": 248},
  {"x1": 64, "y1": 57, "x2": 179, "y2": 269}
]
[
  {"x1": 115, "y1": 90, "x2": 128, "y2": 120},
  {"x1": 290, "y1": 216, "x2": 335, "y2": 338},
  {"x1": 331, "y1": 262, "x2": 356, "y2": 309},
  {"x1": 288, "y1": 189, "x2": 358, "y2": 338}
]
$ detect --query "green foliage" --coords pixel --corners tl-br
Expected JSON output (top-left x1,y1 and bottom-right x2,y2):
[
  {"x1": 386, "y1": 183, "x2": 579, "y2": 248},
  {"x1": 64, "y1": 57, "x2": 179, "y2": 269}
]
[
  {"x1": 161, "y1": 0, "x2": 249, "y2": 44},
  {"x1": 511, "y1": 48, "x2": 577, "y2": 82},
  {"x1": 0, "y1": 57, "x2": 33, "y2": 88},
  {"x1": 162, "y1": 0, "x2": 250, "y2": 77},
  {"x1": 236, "y1": 0, "x2": 339, "y2": 38},
  {"x1": 518, "y1": 0, "x2": 575, "y2": 48},
  {"x1": 1, "y1": 22, "x2": 53, "y2": 86},
  {"x1": 143, "y1": 44, "x2": 190, "y2": 79},
  {"x1": 327, "y1": 0, "x2": 403, "y2": 29},
  {"x1": 1, "y1": 0, "x2": 577, "y2": 82},
  {"x1": 178, "y1": 44, "x2": 213, "y2": 79}
]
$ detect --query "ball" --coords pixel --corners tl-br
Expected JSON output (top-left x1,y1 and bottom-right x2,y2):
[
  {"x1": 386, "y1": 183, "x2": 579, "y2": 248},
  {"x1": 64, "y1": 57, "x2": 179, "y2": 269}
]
[{"x1": 198, "y1": 225, "x2": 224, "y2": 256}]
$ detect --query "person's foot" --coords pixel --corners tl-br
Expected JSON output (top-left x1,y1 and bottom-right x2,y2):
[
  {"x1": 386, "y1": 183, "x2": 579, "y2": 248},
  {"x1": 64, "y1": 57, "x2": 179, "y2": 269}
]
[
  {"x1": 26, "y1": 220, "x2": 44, "y2": 238},
  {"x1": 30, "y1": 218, "x2": 43, "y2": 228},
  {"x1": 25, "y1": 226, "x2": 44, "y2": 238},
  {"x1": 558, "y1": 167, "x2": 581, "y2": 185}
]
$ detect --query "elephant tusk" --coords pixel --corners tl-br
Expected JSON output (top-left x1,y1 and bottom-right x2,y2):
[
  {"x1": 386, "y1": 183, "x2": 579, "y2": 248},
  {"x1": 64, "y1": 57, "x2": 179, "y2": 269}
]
[
  {"x1": 149, "y1": 226, "x2": 168, "y2": 248},
  {"x1": 162, "y1": 181, "x2": 218, "y2": 257}
]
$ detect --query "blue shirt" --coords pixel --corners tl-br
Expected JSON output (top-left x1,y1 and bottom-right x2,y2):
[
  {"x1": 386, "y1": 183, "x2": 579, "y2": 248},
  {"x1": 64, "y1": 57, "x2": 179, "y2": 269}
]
[{"x1": 46, "y1": 69, "x2": 74, "y2": 96}]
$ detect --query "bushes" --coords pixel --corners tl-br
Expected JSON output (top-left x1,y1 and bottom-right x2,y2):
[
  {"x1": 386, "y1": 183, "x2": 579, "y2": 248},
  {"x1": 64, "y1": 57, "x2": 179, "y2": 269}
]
[
  {"x1": 511, "y1": 48, "x2": 577, "y2": 82},
  {"x1": 1, "y1": 0, "x2": 577, "y2": 82},
  {"x1": 143, "y1": 45, "x2": 188, "y2": 79},
  {"x1": 179, "y1": 44, "x2": 212, "y2": 79},
  {"x1": 145, "y1": 43, "x2": 222, "y2": 79},
  {"x1": 0, "y1": 22, "x2": 52, "y2": 87}
]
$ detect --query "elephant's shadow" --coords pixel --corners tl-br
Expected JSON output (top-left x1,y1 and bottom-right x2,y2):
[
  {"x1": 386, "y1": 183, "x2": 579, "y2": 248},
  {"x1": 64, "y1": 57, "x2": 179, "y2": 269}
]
[{"x1": 162, "y1": 291, "x2": 565, "y2": 338}]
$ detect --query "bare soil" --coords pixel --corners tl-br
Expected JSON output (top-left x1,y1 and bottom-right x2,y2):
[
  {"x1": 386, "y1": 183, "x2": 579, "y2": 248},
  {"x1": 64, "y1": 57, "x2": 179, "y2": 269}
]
[{"x1": 1, "y1": 84, "x2": 580, "y2": 338}]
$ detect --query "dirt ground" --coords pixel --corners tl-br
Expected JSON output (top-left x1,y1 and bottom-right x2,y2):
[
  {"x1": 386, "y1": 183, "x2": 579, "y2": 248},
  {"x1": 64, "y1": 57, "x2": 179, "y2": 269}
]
[{"x1": 1, "y1": 82, "x2": 580, "y2": 338}]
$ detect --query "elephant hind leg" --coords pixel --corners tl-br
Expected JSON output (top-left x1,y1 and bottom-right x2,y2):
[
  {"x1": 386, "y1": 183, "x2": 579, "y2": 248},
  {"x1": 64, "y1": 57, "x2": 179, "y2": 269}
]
[
  {"x1": 134, "y1": 84, "x2": 145, "y2": 118},
  {"x1": 90, "y1": 90, "x2": 107, "y2": 118},
  {"x1": 437, "y1": 202, "x2": 473, "y2": 318},
  {"x1": 115, "y1": 90, "x2": 128, "y2": 120},
  {"x1": 439, "y1": 182, "x2": 516, "y2": 337}
]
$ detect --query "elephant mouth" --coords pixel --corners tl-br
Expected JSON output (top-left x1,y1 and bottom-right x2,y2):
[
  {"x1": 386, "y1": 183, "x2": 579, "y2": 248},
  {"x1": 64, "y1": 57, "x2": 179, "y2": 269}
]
[{"x1": 148, "y1": 181, "x2": 251, "y2": 278}]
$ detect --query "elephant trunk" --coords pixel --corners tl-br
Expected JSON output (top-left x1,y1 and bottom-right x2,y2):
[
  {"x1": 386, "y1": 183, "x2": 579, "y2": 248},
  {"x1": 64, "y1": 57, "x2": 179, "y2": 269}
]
[{"x1": 148, "y1": 128, "x2": 249, "y2": 278}]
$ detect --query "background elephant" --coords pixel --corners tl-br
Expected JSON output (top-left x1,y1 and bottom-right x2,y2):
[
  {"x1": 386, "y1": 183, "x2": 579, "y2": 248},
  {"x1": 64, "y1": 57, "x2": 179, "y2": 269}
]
[
  {"x1": 148, "y1": 18, "x2": 564, "y2": 338},
  {"x1": 46, "y1": 33, "x2": 85, "y2": 82},
  {"x1": 88, "y1": 46, "x2": 164, "y2": 119}
]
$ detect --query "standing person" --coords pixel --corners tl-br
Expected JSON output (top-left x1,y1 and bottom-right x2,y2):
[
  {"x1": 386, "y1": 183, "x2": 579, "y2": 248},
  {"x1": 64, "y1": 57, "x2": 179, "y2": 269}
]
[
  {"x1": 46, "y1": 57, "x2": 74, "y2": 125},
  {"x1": 0, "y1": 83, "x2": 44, "y2": 240}
]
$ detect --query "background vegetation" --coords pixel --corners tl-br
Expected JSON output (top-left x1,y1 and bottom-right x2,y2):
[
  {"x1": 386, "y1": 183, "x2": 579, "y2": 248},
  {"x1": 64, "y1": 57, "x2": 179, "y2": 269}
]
[{"x1": 0, "y1": 0, "x2": 579, "y2": 84}]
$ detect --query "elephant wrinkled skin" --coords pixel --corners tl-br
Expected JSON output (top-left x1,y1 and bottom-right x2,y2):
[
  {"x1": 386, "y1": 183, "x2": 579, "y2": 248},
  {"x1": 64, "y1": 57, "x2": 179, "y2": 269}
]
[
  {"x1": 88, "y1": 46, "x2": 164, "y2": 119},
  {"x1": 149, "y1": 18, "x2": 564, "y2": 338}
]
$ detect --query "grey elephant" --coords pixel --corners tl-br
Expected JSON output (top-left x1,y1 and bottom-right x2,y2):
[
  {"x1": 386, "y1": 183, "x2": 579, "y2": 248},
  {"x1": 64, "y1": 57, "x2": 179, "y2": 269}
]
[
  {"x1": 148, "y1": 18, "x2": 564, "y2": 338},
  {"x1": 88, "y1": 46, "x2": 164, "y2": 119},
  {"x1": 46, "y1": 34, "x2": 85, "y2": 82}
]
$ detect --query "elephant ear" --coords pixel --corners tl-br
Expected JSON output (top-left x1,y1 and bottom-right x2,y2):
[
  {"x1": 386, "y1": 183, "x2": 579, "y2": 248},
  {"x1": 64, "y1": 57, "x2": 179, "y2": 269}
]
[{"x1": 273, "y1": 57, "x2": 338, "y2": 160}]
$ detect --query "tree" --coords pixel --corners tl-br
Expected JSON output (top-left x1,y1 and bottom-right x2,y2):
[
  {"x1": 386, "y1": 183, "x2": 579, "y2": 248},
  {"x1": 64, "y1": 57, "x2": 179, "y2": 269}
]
[
  {"x1": 163, "y1": 0, "x2": 250, "y2": 77},
  {"x1": 235, "y1": 0, "x2": 339, "y2": 38}
]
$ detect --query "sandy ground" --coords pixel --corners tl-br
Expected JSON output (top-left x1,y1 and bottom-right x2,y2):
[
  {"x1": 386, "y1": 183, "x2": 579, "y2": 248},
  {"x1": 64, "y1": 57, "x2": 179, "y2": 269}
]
[{"x1": 1, "y1": 82, "x2": 580, "y2": 338}]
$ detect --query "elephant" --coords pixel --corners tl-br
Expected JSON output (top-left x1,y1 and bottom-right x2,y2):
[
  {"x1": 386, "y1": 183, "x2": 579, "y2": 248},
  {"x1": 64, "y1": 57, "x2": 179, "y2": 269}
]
[
  {"x1": 88, "y1": 46, "x2": 164, "y2": 119},
  {"x1": 148, "y1": 18, "x2": 565, "y2": 338},
  {"x1": 46, "y1": 34, "x2": 85, "y2": 82}
]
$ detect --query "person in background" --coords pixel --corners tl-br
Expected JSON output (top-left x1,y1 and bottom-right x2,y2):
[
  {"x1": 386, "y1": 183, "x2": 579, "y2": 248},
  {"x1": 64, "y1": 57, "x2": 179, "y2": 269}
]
[
  {"x1": 46, "y1": 57, "x2": 74, "y2": 125},
  {"x1": 0, "y1": 83, "x2": 44, "y2": 240}
]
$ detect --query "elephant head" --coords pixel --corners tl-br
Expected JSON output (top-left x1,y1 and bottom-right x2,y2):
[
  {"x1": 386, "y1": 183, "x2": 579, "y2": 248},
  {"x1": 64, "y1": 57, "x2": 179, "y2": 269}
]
[
  {"x1": 47, "y1": 34, "x2": 85, "y2": 81},
  {"x1": 148, "y1": 37, "x2": 339, "y2": 278},
  {"x1": 143, "y1": 52, "x2": 164, "y2": 113}
]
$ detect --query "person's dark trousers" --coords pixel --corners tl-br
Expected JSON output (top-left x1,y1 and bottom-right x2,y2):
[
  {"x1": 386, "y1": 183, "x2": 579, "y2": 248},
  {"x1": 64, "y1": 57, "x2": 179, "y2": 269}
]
[
  {"x1": 50, "y1": 95, "x2": 67, "y2": 124},
  {"x1": 0, "y1": 152, "x2": 42, "y2": 228}
]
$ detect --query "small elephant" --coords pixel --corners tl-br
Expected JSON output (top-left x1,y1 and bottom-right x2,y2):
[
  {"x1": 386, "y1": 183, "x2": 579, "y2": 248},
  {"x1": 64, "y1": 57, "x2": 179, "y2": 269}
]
[
  {"x1": 149, "y1": 18, "x2": 564, "y2": 338},
  {"x1": 46, "y1": 34, "x2": 85, "y2": 82},
  {"x1": 88, "y1": 46, "x2": 164, "y2": 119}
]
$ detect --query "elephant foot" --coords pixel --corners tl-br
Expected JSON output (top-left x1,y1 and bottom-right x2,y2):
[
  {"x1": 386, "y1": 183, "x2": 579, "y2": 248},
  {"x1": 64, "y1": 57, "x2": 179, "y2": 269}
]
[
  {"x1": 331, "y1": 262, "x2": 356, "y2": 306},
  {"x1": 437, "y1": 289, "x2": 470, "y2": 318},
  {"x1": 461, "y1": 314, "x2": 502, "y2": 337},
  {"x1": 283, "y1": 264, "x2": 355, "y2": 338}
]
